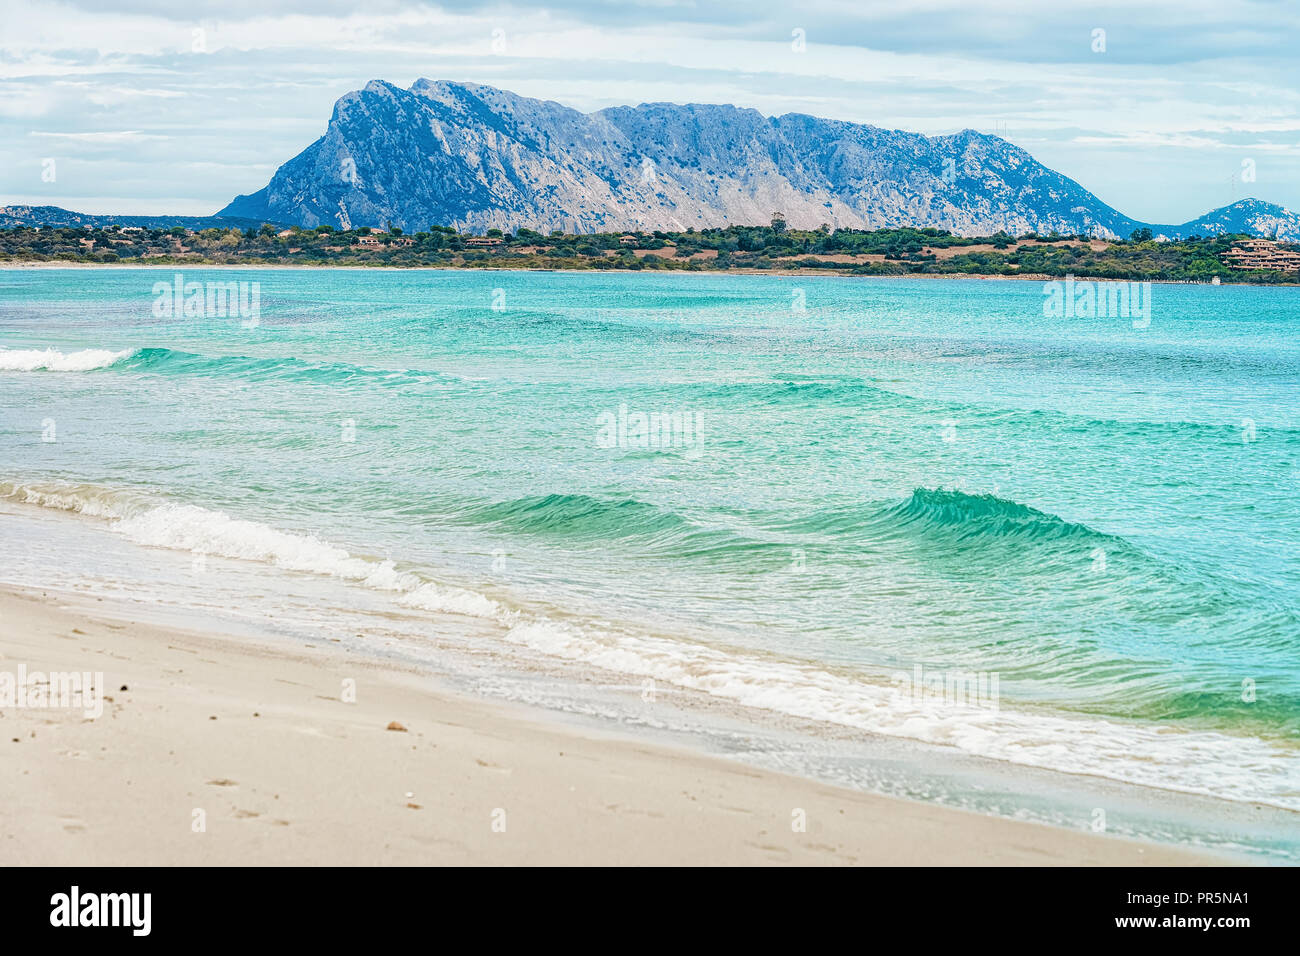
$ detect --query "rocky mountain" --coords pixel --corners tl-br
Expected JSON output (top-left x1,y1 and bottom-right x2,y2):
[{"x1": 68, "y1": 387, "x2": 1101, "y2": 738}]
[
  {"x1": 1153, "y1": 198, "x2": 1300, "y2": 241},
  {"x1": 216, "y1": 79, "x2": 1300, "y2": 241}
]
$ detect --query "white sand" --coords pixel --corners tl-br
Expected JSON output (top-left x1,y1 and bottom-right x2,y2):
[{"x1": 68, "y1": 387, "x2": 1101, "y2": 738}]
[{"x1": 0, "y1": 585, "x2": 1217, "y2": 865}]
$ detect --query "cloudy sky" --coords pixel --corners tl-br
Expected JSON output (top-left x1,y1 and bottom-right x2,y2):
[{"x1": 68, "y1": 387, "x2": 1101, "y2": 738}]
[{"x1": 1, "y1": 0, "x2": 1297, "y2": 223}]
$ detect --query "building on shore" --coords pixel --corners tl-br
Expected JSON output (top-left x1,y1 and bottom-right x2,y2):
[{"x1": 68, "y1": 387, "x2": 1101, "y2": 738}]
[{"x1": 1224, "y1": 238, "x2": 1300, "y2": 272}]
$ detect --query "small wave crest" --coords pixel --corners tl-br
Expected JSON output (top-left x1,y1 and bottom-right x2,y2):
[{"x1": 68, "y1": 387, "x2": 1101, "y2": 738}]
[
  {"x1": 114, "y1": 504, "x2": 419, "y2": 591},
  {"x1": 467, "y1": 492, "x2": 691, "y2": 540},
  {"x1": 1, "y1": 343, "x2": 471, "y2": 388},
  {"x1": 117, "y1": 346, "x2": 463, "y2": 388},
  {"x1": 777, "y1": 488, "x2": 1121, "y2": 553},
  {"x1": 0, "y1": 480, "x2": 500, "y2": 620},
  {"x1": 883, "y1": 487, "x2": 1113, "y2": 543},
  {"x1": 0, "y1": 348, "x2": 135, "y2": 372},
  {"x1": 0, "y1": 479, "x2": 142, "y2": 518},
  {"x1": 458, "y1": 491, "x2": 779, "y2": 559}
]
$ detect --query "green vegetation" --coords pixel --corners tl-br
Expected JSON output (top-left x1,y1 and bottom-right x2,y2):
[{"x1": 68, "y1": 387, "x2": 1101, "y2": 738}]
[{"x1": 1, "y1": 222, "x2": 1294, "y2": 283}]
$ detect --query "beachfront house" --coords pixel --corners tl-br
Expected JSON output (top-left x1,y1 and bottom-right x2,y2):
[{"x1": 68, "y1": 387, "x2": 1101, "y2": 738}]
[{"x1": 1225, "y1": 238, "x2": 1300, "y2": 272}]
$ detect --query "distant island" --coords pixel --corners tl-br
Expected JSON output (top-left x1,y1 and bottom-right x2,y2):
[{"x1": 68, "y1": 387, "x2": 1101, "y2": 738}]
[
  {"x1": 216, "y1": 79, "x2": 1300, "y2": 244},
  {"x1": 6, "y1": 78, "x2": 1298, "y2": 284},
  {"x1": 3, "y1": 219, "x2": 1298, "y2": 284}
]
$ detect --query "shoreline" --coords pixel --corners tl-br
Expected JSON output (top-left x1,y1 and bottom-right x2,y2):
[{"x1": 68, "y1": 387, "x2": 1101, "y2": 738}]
[
  {"x1": 0, "y1": 582, "x2": 1223, "y2": 865},
  {"x1": 1, "y1": 260, "x2": 1289, "y2": 287}
]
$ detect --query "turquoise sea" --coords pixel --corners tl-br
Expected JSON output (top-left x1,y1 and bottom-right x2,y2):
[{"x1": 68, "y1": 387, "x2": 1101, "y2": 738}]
[{"x1": 2, "y1": 268, "x2": 1298, "y2": 854}]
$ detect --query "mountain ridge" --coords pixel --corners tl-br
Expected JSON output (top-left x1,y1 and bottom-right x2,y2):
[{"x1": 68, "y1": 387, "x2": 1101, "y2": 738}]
[{"x1": 218, "y1": 79, "x2": 1299, "y2": 241}]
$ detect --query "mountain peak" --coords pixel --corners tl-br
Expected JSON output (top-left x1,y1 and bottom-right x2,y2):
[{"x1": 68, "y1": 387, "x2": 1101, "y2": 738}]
[{"x1": 218, "y1": 80, "x2": 1300, "y2": 241}]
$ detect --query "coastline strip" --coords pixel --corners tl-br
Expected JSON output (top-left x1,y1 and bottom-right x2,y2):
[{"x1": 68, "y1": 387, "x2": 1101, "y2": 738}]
[{"x1": 0, "y1": 585, "x2": 1220, "y2": 866}]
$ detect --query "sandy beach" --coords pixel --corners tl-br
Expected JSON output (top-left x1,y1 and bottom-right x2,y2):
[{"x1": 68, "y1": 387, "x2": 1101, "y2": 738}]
[{"x1": 0, "y1": 585, "x2": 1217, "y2": 866}]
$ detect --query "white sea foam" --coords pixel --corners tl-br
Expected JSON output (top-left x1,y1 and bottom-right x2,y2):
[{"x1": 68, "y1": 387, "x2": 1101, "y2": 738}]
[
  {"x1": 5, "y1": 477, "x2": 1300, "y2": 811},
  {"x1": 399, "y1": 581, "x2": 503, "y2": 618},
  {"x1": 113, "y1": 504, "x2": 421, "y2": 591},
  {"x1": 0, "y1": 348, "x2": 134, "y2": 371},
  {"x1": 0, "y1": 480, "x2": 501, "y2": 618},
  {"x1": 501, "y1": 618, "x2": 1300, "y2": 811}
]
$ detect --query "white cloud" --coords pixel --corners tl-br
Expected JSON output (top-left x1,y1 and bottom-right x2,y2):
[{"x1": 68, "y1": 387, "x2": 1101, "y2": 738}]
[{"x1": 29, "y1": 130, "x2": 164, "y2": 142}]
